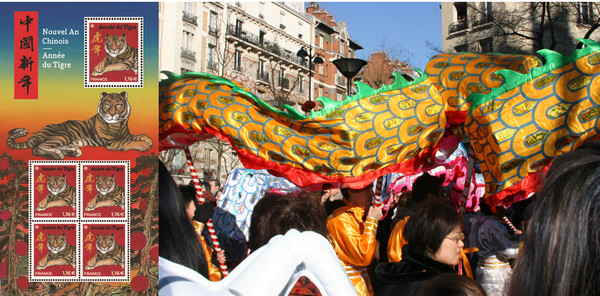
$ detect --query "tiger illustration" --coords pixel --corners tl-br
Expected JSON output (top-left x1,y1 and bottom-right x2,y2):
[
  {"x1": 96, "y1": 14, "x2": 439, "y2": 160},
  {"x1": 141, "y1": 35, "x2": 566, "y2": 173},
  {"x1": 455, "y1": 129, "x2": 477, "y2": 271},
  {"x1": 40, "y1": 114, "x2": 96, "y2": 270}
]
[
  {"x1": 85, "y1": 234, "x2": 125, "y2": 270},
  {"x1": 36, "y1": 175, "x2": 76, "y2": 211},
  {"x1": 92, "y1": 34, "x2": 138, "y2": 76},
  {"x1": 6, "y1": 92, "x2": 152, "y2": 160},
  {"x1": 85, "y1": 175, "x2": 124, "y2": 211},
  {"x1": 36, "y1": 233, "x2": 76, "y2": 270}
]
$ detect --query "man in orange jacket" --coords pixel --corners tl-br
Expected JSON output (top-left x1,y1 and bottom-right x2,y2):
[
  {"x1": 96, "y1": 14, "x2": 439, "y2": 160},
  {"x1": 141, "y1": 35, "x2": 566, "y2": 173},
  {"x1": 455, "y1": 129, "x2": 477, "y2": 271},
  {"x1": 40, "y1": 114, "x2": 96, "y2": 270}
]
[{"x1": 327, "y1": 184, "x2": 384, "y2": 296}]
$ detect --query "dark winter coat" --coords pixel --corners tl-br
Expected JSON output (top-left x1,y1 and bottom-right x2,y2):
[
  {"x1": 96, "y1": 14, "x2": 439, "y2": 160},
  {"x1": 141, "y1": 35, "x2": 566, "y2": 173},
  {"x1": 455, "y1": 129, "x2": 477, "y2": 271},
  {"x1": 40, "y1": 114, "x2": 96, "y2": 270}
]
[{"x1": 373, "y1": 244, "x2": 456, "y2": 296}]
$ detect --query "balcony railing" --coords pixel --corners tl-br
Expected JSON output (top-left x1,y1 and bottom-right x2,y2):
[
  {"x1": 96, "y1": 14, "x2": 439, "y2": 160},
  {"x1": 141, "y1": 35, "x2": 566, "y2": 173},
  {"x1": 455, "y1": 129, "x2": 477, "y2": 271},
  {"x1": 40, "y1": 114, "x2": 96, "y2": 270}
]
[
  {"x1": 226, "y1": 24, "x2": 307, "y2": 66},
  {"x1": 336, "y1": 76, "x2": 346, "y2": 87},
  {"x1": 448, "y1": 20, "x2": 468, "y2": 34},
  {"x1": 207, "y1": 61, "x2": 218, "y2": 70},
  {"x1": 279, "y1": 78, "x2": 290, "y2": 90},
  {"x1": 257, "y1": 72, "x2": 269, "y2": 83},
  {"x1": 472, "y1": 15, "x2": 493, "y2": 27},
  {"x1": 208, "y1": 26, "x2": 218, "y2": 37},
  {"x1": 180, "y1": 47, "x2": 196, "y2": 62},
  {"x1": 182, "y1": 11, "x2": 198, "y2": 26}
]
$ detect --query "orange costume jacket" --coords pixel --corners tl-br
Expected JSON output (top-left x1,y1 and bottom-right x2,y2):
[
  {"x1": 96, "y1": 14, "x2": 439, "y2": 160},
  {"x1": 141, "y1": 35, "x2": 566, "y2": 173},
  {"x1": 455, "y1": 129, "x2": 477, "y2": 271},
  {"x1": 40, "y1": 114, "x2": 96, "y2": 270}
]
[
  {"x1": 387, "y1": 216, "x2": 410, "y2": 262},
  {"x1": 192, "y1": 220, "x2": 222, "y2": 281},
  {"x1": 327, "y1": 200, "x2": 378, "y2": 296}
]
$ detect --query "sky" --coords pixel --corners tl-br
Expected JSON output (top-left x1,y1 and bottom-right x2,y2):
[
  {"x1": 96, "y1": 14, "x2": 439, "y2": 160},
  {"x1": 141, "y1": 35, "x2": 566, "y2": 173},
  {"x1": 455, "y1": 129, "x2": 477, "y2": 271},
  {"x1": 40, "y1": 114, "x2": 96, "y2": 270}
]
[{"x1": 312, "y1": 2, "x2": 442, "y2": 71}]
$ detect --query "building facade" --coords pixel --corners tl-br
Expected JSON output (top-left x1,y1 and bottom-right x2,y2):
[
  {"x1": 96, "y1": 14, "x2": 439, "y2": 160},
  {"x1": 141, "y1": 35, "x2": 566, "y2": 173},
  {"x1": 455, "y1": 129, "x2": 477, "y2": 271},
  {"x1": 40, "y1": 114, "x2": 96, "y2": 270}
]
[
  {"x1": 442, "y1": 2, "x2": 600, "y2": 55},
  {"x1": 305, "y1": 2, "x2": 363, "y2": 100},
  {"x1": 159, "y1": 2, "x2": 363, "y2": 181}
]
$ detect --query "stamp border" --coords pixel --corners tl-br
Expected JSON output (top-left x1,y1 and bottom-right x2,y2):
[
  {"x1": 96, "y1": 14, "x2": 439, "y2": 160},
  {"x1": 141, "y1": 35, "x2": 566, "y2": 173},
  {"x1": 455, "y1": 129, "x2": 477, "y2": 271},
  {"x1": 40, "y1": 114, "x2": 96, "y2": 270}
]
[
  {"x1": 84, "y1": 16, "x2": 144, "y2": 88},
  {"x1": 29, "y1": 161, "x2": 81, "y2": 220},
  {"x1": 80, "y1": 221, "x2": 130, "y2": 281},
  {"x1": 80, "y1": 160, "x2": 130, "y2": 221},
  {"x1": 29, "y1": 221, "x2": 80, "y2": 281}
]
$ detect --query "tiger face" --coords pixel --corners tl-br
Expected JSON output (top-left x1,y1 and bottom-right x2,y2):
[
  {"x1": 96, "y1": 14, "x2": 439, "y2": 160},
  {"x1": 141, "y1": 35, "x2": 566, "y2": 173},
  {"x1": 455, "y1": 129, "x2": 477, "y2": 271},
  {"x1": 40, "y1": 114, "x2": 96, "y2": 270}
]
[
  {"x1": 96, "y1": 234, "x2": 116, "y2": 254},
  {"x1": 48, "y1": 234, "x2": 68, "y2": 254},
  {"x1": 98, "y1": 92, "x2": 130, "y2": 124},
  {"x1": 96, "y1": 175, "x2": 116, "y2": 195},
  {"x1": 104, "y1": 34, "x2": 128, "y2": 58},
  {"x1": 47, "y1": 175, "x2": 67, "y2": 195}
]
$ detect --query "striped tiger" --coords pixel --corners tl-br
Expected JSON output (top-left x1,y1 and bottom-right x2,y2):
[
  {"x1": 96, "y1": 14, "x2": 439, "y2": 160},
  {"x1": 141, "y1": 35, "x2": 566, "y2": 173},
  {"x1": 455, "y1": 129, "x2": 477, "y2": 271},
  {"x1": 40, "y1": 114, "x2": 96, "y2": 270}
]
[
  {"x1": 36, "y1": 233, "x2": 76, "y2": 270},
  {"x1": 36, "y1": 175, "x2": 76, "y2": 211},
  {"x1": 6, "y1": 92, "x2": 152, "y2": 160},
  {"x1": 92, "y1": 34, "x2": 138, "y2": 76},
  {"x1": 85, "y1": 175, "x2": 124, "y2": 211},
  {"x1": 85, "y1": 234, "x2": 125, "y2": 270}
]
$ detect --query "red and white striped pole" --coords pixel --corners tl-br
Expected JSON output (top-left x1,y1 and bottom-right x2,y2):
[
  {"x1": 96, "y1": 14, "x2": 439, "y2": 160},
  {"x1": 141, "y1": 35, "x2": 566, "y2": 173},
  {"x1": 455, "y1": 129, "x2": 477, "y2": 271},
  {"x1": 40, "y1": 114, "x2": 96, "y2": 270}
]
[
  {"x1": 184, "y1": 146, "x2": 229, "y2": 276},
  {"x1": 502, "y1": 216, "x2": 518, "y2": 233},
  {"x1": 373, "y1": 176, "x2": 384, "y2": 207}
]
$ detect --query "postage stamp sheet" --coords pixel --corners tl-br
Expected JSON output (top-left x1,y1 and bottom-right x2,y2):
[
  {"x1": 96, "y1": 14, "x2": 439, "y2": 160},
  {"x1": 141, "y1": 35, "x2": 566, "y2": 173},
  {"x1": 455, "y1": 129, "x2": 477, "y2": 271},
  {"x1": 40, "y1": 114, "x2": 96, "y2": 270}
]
[{"x1": 29, "y1": 160, "x2": 130, "y2": 282}]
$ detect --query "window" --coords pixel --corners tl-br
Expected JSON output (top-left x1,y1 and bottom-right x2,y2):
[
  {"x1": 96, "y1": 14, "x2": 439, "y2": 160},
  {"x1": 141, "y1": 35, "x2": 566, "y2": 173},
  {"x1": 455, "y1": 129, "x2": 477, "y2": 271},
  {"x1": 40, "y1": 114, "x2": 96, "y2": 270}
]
[
  {"x1": 455, "y1": 2, "x2": 467, "y2": 22},
  {"x1": 455, "y1": 44, "x2": 468, "y2": 53},
  {"x1": 299, "y1": 75, "x2": 303, "y2": 93},
  {"x1": 473, "y1": 2, "x2": 493, "y2": 26},
  {"x1": 207, "y1": 44, "x2": 216, "y2": 69},
  {"x1": 259, "y1": 2, "x2": 265, "y2": 18},
  {"x1": 182, "y1": 31, "x2": 193, "y2": 49},
  {"x1": 184, "y1": 2, "x2": 193, "y2": 14},
  {"x1": 479, "y1": 38, "x2": 492, "y2": 53},
  {"x1": 578, "y1": 2, "x2": 594, "y2": 25},
  {"x1": 298, "y1": 22, "x2": 303, "y2": 39},
  {"x1": 235, "y1": 19, "x2": 243, "y2": 36},
  {"x1": 234, "y1": 50, "x2": 242, "y2": 71},
  {"x1": 259, "y1": 30, "x2": 266, "y2": 45},
  {"x1": 258, "y1": 60, "x2": 264, "y2": 75},
  {"x1": 280, "y1": 11, "x2": 286, "y2": 29},
  {"x1": 209, "y1": 11, "x2": 218, "y2": 36}
]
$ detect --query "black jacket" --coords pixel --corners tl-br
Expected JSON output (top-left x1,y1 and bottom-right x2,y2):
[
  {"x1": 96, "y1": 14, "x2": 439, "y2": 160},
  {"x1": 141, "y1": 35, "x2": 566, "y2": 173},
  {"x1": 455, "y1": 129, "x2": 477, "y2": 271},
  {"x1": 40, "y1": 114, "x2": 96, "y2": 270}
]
[{"x1": 373, "y1": 244, "x2": 456, "y2": 296}]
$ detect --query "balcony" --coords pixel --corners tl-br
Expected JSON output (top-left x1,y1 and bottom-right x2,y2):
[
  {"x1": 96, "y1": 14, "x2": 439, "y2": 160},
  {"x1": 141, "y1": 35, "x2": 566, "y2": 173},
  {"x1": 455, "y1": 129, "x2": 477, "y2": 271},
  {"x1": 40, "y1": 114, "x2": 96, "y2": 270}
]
[
  {"x1": 472, "y1": 15, "x2": 493, "y2": 27},
  {"x1": 207, "y1": 61, "x2": 218, "y2": 70},
  {"x1": 180, "y1": 47, "x2": 196, "y2": 62},
  {"x1": 208, "y1": 26, "x2": 218, "y2": 37},
  {"x1": 336, "y1": 76, "x2": 346, "y2": 87},
  {"x1": 448, "y1": 20, "x2": 467, "y2": 34},
  {"x1": 257, "y1": 72, "x2": 269, "y2": 83},
  {"x1": 226, "y1": 24, "x2": 307, "y2": 66},
  {"x1": 279, "y1": 78, "x2": 290, "y2": 90},
  {"x1": 182, "y1": 11, "x2": 198, "y2": 26}
]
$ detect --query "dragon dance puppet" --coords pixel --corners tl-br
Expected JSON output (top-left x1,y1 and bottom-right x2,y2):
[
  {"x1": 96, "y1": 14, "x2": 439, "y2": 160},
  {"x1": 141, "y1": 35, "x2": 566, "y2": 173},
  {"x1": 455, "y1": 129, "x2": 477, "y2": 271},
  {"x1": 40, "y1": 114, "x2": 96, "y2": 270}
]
[{"x1": 159, "y1": 39, "x2": 600, "y2": 206}]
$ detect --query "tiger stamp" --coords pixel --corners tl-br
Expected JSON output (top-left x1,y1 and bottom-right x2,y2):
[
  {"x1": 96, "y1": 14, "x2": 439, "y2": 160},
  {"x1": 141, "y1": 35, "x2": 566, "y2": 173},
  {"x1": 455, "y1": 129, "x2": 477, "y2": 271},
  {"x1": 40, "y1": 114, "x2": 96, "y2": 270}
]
[
  {"x1": 81, "y1": 162, "x2": 129, "y2": 219},
  {"x1": 30, "y1": 222, "x2": 79, "y2": 281},
  {"x1": 81, "y1": 222, "x2": 129, "y2": 281},
  {"x1": 30, "y1": 162, "x2": 79, "y2": 219},
  {"x1": 84, "y1": 17, "x2": 143, "y2": 88}
]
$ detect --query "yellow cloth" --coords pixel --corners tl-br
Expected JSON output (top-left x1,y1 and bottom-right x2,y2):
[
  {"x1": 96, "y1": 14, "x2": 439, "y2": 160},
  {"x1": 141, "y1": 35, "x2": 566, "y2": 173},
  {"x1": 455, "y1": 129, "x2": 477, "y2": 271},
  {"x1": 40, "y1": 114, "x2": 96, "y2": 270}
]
[
  {"x1": 387, "y1": 216, "x2": 410, "y2": 262},
  {"x1": 327, "y1": 200, "x2": 378, "y2": 296},
  {"x1": 192, "y1": 220, "x2": 222, "y2": 281},
  {"x1": 460, "y1": 247, "x2": 479, "y2": 279}
]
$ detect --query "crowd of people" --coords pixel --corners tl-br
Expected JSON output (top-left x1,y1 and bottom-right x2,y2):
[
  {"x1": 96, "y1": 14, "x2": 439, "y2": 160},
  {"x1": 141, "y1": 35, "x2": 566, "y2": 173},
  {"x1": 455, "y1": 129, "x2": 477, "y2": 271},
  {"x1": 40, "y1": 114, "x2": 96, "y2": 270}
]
[{"x1": 159, "y1": 140, "x2": 600, "y2": 295}]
